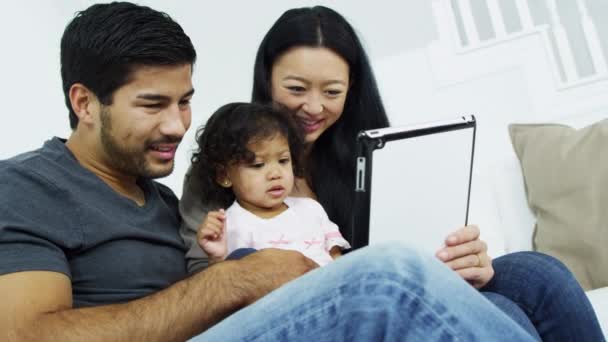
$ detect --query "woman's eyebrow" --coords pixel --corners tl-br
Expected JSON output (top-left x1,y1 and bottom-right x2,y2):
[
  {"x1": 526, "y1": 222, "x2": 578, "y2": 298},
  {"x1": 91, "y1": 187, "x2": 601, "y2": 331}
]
[
  {"x1": 321, "y1": 80, "x2": 347, "y2": 86},
  {"x1": 283, "y1": 75, "x2": 309, "y2": 83},
  {"x1": 283, "y1": 76, "x2": 346, "y2": 86}
]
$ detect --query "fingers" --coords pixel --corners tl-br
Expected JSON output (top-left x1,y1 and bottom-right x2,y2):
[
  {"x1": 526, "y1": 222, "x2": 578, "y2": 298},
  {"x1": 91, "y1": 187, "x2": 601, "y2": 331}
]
[
  {"x1": 437, "y1": 225, "x2": 495, "y2": 289},
  {"x1": 444, "y1": 253, "x2": 481, "y2": 270},
  {"x1": 198, "y1": 210, "x2": 225, "y2": 241},
  {"x1": 199, "y1": 221, "x2": 223, "y2": 239},
  {"x1": 455, "y1": 259, "x2": 495, "y2": 289},
  {"x1": 207, "y1": 209, "x2": 226, "y2": 222},
  {"x1": 444, "y1": 250, "x2": 491, "y2": 269},
  {"x1": 444, "y1": 225, "x2": 480, "y2": 246},
  {"x1": 199, "y1": 227, "x2": 222, "y2": 240},
  {"x1": 436, "y1": 239, "x2": 487, "y2": 262}
]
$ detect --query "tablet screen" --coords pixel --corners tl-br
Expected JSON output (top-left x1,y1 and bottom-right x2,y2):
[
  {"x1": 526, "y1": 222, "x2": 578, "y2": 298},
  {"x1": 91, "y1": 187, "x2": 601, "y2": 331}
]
[{"x1": 367, "y1": 125, "x2": 474, "y2": 253}]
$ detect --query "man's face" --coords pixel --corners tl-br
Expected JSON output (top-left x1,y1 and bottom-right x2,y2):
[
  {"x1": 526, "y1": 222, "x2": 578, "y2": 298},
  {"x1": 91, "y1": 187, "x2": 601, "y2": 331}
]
[{"x1": 97, "y1": 64, "x2": 194, "y2": 179}]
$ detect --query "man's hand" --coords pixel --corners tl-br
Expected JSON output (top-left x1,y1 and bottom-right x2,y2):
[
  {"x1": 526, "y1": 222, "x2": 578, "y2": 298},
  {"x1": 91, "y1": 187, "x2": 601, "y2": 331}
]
[
  {"x1": 197, "y1": 210, "x2": 228, "y2": 262},
  {"x1": 435, "y1": 225, "x2": 494, "y2": 289},
  {"x1": 235, "y1": 248, "x2": 319, "y2": 305}
]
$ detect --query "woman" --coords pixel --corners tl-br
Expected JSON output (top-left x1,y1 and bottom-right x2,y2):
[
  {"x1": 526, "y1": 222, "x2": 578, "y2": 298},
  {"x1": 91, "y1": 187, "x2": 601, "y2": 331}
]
[{"x1": 181, "y1": 6, "x2": 603, "y2": 341}]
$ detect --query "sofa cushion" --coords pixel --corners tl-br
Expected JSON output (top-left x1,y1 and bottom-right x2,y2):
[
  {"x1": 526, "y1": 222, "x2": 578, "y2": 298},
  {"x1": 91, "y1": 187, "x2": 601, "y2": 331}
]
[{"x1": 509, "y1": 119, "x2": 608, "y2": 290}]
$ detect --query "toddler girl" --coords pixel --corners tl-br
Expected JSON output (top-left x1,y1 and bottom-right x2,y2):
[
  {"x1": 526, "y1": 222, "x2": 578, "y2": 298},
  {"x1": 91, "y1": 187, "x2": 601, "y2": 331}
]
[{"x1": 187, "y1": 102, "x2": 350, "y2": 266}]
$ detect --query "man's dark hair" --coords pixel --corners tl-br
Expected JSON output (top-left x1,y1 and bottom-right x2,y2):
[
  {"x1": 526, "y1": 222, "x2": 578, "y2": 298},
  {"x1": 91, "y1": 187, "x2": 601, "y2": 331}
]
[
  {"x1": 189, "y1": 102, "x2": 305, "y2": 209},
  {"x1": 61, "y1": 2, "x2": 197, "y2": 129}
]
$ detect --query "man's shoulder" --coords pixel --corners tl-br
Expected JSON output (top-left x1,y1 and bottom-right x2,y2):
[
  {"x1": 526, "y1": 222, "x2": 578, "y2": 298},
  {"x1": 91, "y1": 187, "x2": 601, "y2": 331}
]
[
  {"x1": 1, "y1": 146, "x2": 46, "y2": 170},
  {"x1": 0, "y1": 141, "x2": 82, "y2": 252},
  {"x1": 1, "y1": 150, "x2": 55, "y2": 188},
  {"x1": 0, "y1": 138, "x2": 70, "y2": 190}
]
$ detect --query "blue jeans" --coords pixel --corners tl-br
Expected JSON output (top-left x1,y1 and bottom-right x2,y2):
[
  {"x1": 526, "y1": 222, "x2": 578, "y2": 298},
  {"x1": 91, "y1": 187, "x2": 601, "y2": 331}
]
[
  {"x1": 191, "y1": 243, "x2": 534, "y2": 341},
  {"x1": 481, "y1": 251, "x2": 605, "y2": 342},
  {"x1": 226, "y1": 248, "x2": 258, "y2": 260}
]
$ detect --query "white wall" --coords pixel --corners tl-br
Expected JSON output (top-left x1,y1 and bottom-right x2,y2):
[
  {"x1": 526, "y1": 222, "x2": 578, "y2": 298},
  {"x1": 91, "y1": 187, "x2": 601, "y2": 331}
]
[{"x1": 0, "y1": 0, "x2": 440, "y2": 195}]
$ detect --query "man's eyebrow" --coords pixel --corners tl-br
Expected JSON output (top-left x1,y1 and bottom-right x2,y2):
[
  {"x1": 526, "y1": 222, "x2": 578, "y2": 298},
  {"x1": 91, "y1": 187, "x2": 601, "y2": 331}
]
[
  {"x1": 136, "y1": 94, "x2": 170, "y2": 101},
  {"x1": 136, "y1": 88, "x2": 195, "y2": 101}
]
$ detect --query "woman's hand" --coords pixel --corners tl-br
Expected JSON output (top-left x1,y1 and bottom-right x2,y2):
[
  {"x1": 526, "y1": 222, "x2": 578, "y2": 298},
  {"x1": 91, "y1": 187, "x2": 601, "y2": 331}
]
[
  {"x1": 435, "y1": 225, "x2": 494, "y2": 289},
  {"x1": 197, "y1": 209, "x2": 228, "y2": 263}
]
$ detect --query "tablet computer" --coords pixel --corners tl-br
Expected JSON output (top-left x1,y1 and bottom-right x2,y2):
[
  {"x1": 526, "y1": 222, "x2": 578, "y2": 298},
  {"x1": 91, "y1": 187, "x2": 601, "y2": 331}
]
[{"x1": 350, "y1": 115, "x2": 476, "y2": 253}]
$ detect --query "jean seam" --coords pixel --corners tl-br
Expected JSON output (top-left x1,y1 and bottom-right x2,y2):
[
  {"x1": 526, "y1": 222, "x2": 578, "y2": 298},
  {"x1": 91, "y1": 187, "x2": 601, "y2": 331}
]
[{"x1": 246, "y1": 272, "x2": 463, "y2": 341}]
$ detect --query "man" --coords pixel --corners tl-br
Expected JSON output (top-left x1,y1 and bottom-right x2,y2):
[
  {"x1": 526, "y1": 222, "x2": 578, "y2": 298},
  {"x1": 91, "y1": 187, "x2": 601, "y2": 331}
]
[{"x1": 0, "y1": 2, "x2": 534, "y2": 341}]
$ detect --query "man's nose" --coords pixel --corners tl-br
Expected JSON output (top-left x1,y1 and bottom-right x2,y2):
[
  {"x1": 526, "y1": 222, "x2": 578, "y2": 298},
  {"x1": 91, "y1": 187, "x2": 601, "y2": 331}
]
[{"x1": 160, "y1": 104, "x2": 189, "y2": 138}]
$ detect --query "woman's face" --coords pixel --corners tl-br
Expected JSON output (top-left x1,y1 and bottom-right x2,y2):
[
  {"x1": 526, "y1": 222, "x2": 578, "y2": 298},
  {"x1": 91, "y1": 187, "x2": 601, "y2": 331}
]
[{"x1": 270, "y1": 47, "x2": 349, "y2": 144}]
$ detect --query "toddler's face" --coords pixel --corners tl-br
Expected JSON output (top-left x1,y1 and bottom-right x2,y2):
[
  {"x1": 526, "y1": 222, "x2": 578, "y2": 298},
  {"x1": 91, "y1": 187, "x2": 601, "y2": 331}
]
[{"x1": 224, "y1": 134, "x2": 294, "y2": 216}]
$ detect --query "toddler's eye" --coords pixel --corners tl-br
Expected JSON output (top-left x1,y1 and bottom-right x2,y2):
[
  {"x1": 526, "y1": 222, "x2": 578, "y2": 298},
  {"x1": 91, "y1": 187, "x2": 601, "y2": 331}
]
[
  {"x1": 287, "y1": 86, "x2": 306, "y2": 93},
  {"x1": 249, "y1": 163, "x2": 264, "y2": 169}
]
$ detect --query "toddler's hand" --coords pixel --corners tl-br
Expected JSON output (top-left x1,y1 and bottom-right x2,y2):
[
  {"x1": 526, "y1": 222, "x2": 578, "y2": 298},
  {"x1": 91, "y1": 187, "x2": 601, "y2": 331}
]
[{"x1": 197, "y1": 209, "x2": 227, "y2": 263}]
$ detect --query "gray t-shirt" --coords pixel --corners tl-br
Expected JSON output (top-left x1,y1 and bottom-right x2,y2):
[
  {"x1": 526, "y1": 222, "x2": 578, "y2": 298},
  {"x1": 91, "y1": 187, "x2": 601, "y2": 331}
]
[{"x1": 0, "y1": 137, "x2": 187, "y2": 307}]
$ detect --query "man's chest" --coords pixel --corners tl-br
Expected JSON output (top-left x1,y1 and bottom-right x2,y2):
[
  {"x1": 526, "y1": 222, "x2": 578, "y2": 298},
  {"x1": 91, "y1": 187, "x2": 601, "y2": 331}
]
[{"x1": 67, "y1": 207, "x2": 187, "y2": 307}]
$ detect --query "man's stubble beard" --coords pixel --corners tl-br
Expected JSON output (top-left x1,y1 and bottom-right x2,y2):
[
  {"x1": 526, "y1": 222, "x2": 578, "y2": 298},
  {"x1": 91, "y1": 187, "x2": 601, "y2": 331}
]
[{"x1": 99, "y1": 107, "x2": 174, "y2": 179}]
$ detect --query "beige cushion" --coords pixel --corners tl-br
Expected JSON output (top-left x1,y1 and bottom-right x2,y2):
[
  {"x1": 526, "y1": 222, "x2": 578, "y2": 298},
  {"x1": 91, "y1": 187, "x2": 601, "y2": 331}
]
[{"x1": 509, "y1": 120, "x2": 608, "y2": 290}]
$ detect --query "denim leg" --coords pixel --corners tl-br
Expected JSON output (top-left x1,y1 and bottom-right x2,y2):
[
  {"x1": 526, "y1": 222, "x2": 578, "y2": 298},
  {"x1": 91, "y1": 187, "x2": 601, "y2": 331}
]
[
  {"x1": 482, "y1": 292, "x2": 541, "y2": 341},
  {"x1": 481, "y1": 251, "x2": 605, "y2": 342},
  {"x1": 191, "y1": 243, "x2": 534, "y2": 342},
  {"x1": 226, "y1": 248, "x2": 258, "y2": 260}
]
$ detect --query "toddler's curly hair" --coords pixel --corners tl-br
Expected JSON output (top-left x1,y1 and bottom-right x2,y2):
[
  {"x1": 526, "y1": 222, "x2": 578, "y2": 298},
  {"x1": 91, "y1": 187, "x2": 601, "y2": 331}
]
[{"x1": 189, "y1": 102, "x2": 305, "y2": 208}]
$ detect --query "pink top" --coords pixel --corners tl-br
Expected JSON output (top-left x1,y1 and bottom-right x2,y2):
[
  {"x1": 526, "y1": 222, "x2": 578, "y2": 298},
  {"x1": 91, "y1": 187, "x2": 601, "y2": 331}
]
[{"x1": 225, "y1": 197, "x2": 351, "y2": 266}]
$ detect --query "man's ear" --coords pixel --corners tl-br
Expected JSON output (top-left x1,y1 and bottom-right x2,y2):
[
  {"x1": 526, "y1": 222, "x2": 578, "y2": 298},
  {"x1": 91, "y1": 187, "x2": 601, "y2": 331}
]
[
  {"x1": 215, "y1": 166, "x2": 232, "y2": 188},
  {"x1": 69, "y1": 83, "x2": 99, "y2": 126}
]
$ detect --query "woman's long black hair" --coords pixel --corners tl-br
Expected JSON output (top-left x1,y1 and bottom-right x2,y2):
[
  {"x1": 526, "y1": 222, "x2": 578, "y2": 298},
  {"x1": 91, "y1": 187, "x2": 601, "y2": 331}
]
[{"x1": 251, "y1": 6, "x2": 390, "y2": 242}]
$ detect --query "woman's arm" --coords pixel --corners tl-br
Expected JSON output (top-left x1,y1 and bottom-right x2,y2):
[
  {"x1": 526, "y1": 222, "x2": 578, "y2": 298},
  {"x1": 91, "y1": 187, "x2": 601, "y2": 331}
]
[{"x1": 179, "y1": 172, "x2": 214, "y2": 273}]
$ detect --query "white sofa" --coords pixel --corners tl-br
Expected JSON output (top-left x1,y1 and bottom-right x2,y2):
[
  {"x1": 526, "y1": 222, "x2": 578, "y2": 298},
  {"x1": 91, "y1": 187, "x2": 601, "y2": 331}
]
[{"x1": 470, "y1": 112, "x2": 608, "y2": 337}]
